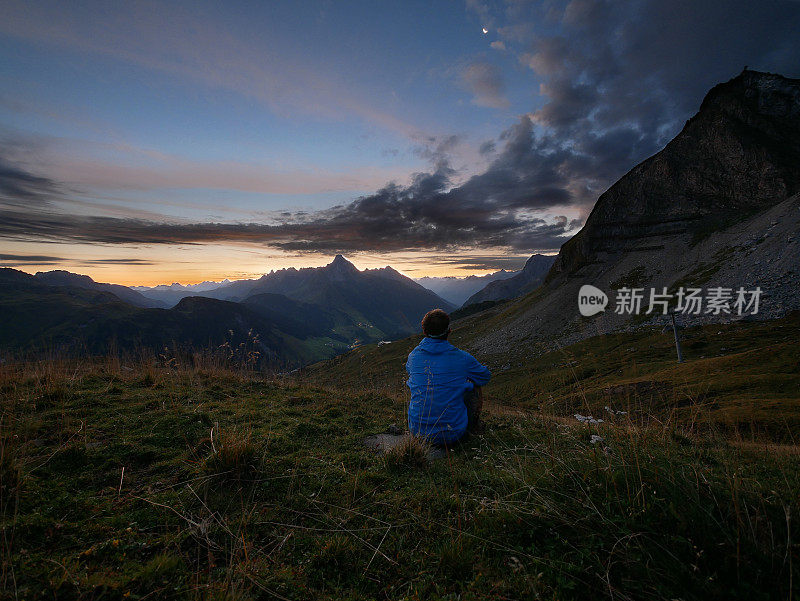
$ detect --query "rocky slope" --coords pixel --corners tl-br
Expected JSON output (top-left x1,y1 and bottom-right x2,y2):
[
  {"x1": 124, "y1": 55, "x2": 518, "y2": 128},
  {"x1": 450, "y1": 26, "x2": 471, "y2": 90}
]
[{"x1": 464, "y1": 70, "x2": 800, "y2": 358}]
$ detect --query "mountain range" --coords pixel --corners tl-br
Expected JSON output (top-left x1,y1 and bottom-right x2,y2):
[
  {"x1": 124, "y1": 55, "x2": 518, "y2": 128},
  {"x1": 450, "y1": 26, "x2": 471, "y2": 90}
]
[
  {"x1": 34, "y1": 270, "x2": 168, "y2": 309},
  {"x1": 0, "y1": 256, "x2": 454, "y2": 365},
  {"x1": 414, "y1": 270, "x2": 518, "y2": 306},
  {"x1": 130, "y1": 255, "x2": 555, "y2": 309}
]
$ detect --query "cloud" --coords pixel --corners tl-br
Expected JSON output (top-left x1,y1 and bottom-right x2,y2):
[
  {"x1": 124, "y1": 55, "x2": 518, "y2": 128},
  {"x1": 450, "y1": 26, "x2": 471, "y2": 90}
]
[
  {"x1": 0, "y1": 132, "x2": 414, "y2": 199},
  {"x1": 507, "y1": 0, "x2": 800, "y2": 158},
  {"x1": 421, "y1": 254, "x2": 536, "y2": 271},
  {"x1": 461, "y1": 61, "x2": 511, "y2": 109},
  {"x1": 0, "y1": 254, "x2": 156, "y2": 267},
  {"x1": 0, "y1": 156, "x2": 61, "y2": 207},
  {"x1": 478, "y1": 140, "x2": 496, "y2": 155},
  {"x1": 533, "y1": 78, "x2": 599, "y2": 129},
  {"x1": 412, "y1": 134, "x2": 463, "y2": 167},
  {"x1": 490, "y1": 41, "x2": 506, "y2": 51},
  {"x1": 78, "y1": 258, "x2": 157, "y2": 265},
  {"x1": 0, "y1": 119, "x2": 583, "y2": 254},
  {"x1": 0, "y1": 253, "x2": 64, "y2": 264},
  {"x1": 519, "y1": 37, "x2": 571, "y2": 76}
]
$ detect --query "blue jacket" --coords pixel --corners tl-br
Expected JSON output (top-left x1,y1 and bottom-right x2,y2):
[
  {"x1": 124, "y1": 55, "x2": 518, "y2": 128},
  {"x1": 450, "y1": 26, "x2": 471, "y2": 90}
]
[{"x1": 406, "y1": 337, "x2": 491, "y2": 445}]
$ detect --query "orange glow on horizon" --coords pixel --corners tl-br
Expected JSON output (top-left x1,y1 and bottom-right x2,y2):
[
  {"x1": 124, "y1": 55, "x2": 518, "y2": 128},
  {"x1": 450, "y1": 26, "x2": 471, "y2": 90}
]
[
  {"x1": 3, "y1": 247, "x2": 551, "y2": 286},
  {"x1": 1, "y1": 238, "x2": 554, "y2": 286}
]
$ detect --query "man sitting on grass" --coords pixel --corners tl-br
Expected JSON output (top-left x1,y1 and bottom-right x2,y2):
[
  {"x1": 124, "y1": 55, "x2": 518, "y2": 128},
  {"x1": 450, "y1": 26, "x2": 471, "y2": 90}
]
[{"x1": 406, "y1": 309, "x2": 491, "y2": 446}]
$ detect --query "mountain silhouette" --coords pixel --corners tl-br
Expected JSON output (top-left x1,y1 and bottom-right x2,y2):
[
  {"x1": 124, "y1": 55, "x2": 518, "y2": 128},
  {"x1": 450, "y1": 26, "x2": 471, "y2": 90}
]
[
  {"x1": 34, "y1": 270, "x2": 167, "y2": 308},
  {"x1": 0, "y1": 255, "x2": 453, "y2": 363},
  {"x1": 463, "y1": 254, "x2": 555, "y2": 306},
  {"x1": 225, "y1": 255, "x2": 454, "y2": 337},
  {"x1": 415, "y1": 270, "x2": 518, "y2": 306}
]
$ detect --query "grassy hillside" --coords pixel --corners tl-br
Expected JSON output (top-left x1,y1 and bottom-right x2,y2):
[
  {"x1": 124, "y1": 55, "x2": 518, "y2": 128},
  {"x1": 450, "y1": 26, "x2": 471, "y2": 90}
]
[
  {"x1": 2, "y1": 352, "x2": 798, "y2": 599},
  {"x1": 305, "y1": 312, "x2": 800, "y2": 439}
]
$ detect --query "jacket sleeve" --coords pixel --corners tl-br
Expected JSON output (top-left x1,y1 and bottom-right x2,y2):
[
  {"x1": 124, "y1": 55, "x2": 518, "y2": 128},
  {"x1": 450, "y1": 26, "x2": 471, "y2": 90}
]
[{"x1": 462, "y1": 351, "x2": 491, "y2": 386}]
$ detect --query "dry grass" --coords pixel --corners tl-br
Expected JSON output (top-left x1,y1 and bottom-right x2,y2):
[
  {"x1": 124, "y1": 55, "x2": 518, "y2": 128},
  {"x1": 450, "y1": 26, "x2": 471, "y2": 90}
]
[
  {"x1": 0, "y1": 416, "x2": 22, "y2": 507},
  {"x1": 383, "y1": 434, "x2": 431, "y2": 470},
  {"x1": 201, "y1": 426, "x2": 262, "y2": 481}
]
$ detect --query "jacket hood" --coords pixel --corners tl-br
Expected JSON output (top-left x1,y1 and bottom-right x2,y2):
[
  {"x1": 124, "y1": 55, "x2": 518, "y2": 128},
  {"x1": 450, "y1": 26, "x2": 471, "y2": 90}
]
[{"x1": 415, "y1": 337, "x2": 453, "y2": 355}]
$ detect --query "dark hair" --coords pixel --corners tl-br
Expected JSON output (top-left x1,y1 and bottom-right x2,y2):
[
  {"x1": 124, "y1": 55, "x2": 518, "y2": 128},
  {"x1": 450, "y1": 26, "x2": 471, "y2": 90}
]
[{"x1": 422, "y1": 309, "x2": 450, "y2": 338}]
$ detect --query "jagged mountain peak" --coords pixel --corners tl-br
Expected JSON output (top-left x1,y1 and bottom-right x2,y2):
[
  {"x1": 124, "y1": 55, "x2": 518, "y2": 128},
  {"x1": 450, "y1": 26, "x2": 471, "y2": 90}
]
[
  {"x1": 325, "y1": 254, "x2": 359, "y2": 280},
  {"x1": 368, "y1": 265, "x2": 404, "y2": 278}
]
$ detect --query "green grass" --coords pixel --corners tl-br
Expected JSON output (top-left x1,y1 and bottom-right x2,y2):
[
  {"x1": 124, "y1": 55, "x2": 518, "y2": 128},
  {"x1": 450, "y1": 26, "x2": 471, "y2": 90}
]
[
  {"x1": 308, "y1": 312, "x2": 800, "y2": 439},
  {"x1": 2, "y1": 323, "x2": 799, "y2": 599}
]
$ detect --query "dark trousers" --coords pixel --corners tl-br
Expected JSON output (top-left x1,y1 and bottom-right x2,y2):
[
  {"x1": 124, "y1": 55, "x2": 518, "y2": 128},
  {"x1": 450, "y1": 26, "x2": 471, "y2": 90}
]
[{"x1": 464, "y1": 387, "x2": 483, "y2": 433}]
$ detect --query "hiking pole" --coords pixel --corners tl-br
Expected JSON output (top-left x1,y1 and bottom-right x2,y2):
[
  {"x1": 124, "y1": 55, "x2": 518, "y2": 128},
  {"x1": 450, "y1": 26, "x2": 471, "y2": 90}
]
[{"x1": 670, "y1": 311, "x2": 683, "y2": 363}]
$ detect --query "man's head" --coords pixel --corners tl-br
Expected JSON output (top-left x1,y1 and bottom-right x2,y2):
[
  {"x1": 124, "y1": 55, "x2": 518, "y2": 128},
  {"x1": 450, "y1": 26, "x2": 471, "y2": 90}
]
[{"x1": 422, "y1": 308, "x2": 450, "y2": 339}]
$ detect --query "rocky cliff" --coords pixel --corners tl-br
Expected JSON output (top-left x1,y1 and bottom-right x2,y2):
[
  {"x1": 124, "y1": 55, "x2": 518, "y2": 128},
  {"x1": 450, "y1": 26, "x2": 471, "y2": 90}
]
[
  {"x1": 464, "y1": 70, "x2": 800, "y2": 358},
  {"x1": 552, "y1": 70, "x2": 800, "y2": 279}
]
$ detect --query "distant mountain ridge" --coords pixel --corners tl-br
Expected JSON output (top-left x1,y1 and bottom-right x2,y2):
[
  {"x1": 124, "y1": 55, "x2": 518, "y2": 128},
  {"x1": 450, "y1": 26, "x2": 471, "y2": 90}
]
[
  {"x1": 34, "y1": 270, "x2": 167, "y2": 308},
  {"x1": 132, "y1": 279, "x2": 231, "y2": 292},
  {"x1": 1, "y1": 256, "x2": 453, "y2": 364},
  {"x1": 131, "y1": 279, "x2": 234, "y2": 305},
  {"x1": 415, "y1": 269, "x2": 518, "y2": 305},
  {"x1": 0, "y1": 269, "x2": 317, "y2": 365}
]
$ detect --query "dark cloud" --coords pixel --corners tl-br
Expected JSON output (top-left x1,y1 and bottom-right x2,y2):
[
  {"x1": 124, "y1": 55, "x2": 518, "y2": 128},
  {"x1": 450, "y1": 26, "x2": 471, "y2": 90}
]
[
  {"x1": 0, "y1": 108, "x2": 614, "y2": 253},
  {"x1": 0, "y1": 254, "x2": 155, "y2": 267},
  {"x1": 411, "y1": 133, "x2": 462, "y2": 168},
  {"x1": 533, "y1": 78, "x2": 599, "y2": 129},
  {"x1": 0, "y1": 253, "x2": 64, "y2": 264},
  {"x1": 423, "y1": 254, "x2": 534, "y2": 271},
  {"x1": 505, "y1": 0, "x2": 800, "y2": 167},
  {"x1": 0, "y1": 156, "x2": 61, "y2": 207},
  {"x1": 79, "y1": 258, "x2": 157, "y2": 265},
  {"x1": 0, "y1": 129, "x2": 580, "y2": 253},
  {"x1": 478, "y1": 140, "x2": 496, "y2": 155}
]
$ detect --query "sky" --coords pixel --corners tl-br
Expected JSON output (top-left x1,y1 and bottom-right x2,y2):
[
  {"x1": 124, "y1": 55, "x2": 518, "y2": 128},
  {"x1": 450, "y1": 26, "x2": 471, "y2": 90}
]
[{"x1": 1, "y1": 0, "x2": 799, "y2": 285}]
